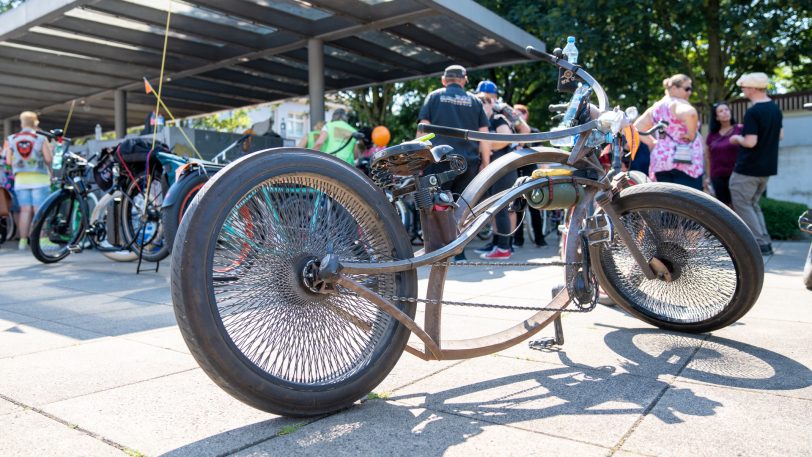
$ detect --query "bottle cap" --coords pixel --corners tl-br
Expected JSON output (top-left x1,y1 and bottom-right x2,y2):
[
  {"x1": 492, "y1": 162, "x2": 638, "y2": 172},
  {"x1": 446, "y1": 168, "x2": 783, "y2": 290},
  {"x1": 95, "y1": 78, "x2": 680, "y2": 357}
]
[{"x1": 567, "y1": 36, "x2": 575, "y2": 42}]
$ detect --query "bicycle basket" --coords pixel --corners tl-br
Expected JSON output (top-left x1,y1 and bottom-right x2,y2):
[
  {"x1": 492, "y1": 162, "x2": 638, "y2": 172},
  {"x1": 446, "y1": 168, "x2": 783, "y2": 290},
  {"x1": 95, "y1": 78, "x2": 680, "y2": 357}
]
[{"x1": 116, "y1": 138, "x2": 170, "y2": 164}]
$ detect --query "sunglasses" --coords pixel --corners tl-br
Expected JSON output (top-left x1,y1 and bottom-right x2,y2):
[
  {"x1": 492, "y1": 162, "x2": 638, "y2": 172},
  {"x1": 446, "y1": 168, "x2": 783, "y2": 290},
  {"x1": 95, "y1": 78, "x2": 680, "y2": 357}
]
[{"x1": 682, "y1": 86, "x2": 693, "y2": 92}]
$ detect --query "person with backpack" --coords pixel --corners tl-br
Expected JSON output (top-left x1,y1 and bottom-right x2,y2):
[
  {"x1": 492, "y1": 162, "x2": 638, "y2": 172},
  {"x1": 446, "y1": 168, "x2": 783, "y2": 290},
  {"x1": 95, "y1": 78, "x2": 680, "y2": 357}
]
[
  {"x1": 3, "y1": 111, "x2": 53, "y2": 250},
  {"x1": 312, "y1": 109, "x2": 361, "y2": 165}
]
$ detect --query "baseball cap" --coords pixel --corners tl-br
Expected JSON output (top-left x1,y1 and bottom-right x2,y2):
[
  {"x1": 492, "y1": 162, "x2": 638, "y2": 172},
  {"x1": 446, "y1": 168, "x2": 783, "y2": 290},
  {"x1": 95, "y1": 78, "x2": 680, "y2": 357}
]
[
  {"x1": 736, "y1": 72, "x2": 770, "y2": 89},
  {"x1": 476, "y1": 80, "x2": 498, "y2": 95},
  {"x1": 443, "y1": 65, "x2": 467, "y2": 78}
]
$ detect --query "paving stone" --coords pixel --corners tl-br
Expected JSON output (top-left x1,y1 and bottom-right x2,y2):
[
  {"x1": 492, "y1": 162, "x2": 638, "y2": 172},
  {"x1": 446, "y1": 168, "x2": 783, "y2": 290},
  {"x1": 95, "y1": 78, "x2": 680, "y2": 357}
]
[
  {"x1": 54, "y1": 303, "x2": 176, "y2": 337},
  {"x1": 0, "y1": 408, "x2": 122, "y2": 456},
  {"x1": 620, "y1": 381, "x2": 812, "y2": 457},
  {"x1": 232, "y1": 399, "x2": 609, "y2": 457},
  {"x1": 0, "y1": 338, "x2": 197, "y2": 405},
  {"x1": 679, "y1": 318, "x2": 812, "y2": 399},
  {"x1": 0, "y1": 397, "x2": 22, "y2": 417},
  {"x1": 121, "y1": 325, "x2": 191, "y2": 355},
  {"x1": 0, "y1": 294, "x2": 150, "y2": 322},
  {"x1": 387, "y1": 355, "x2": 666, "y2": 448},
  {"x1": 44, "y1": 369, "x2": 291, "y2": 457},
  {"x1": 0, "y1": 319, "x2": 104, "y2": 359}
]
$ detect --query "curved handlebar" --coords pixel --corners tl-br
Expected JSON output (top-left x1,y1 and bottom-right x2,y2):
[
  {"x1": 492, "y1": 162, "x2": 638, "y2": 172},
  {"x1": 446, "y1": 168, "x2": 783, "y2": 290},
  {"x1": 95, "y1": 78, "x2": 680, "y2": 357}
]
[
  {"x1": 417, "y1": 121, "x2": 599, "y2": 143},
  {"x1": 525, "y1": 46, "x2": 609, "y2": 112}
]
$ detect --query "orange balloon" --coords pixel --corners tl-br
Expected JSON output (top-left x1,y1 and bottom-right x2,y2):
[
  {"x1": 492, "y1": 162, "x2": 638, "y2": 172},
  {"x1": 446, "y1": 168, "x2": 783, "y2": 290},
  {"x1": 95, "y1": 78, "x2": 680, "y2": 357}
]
[{"x1": 371, "y1": 126, "x2": 391, "y2": 147}]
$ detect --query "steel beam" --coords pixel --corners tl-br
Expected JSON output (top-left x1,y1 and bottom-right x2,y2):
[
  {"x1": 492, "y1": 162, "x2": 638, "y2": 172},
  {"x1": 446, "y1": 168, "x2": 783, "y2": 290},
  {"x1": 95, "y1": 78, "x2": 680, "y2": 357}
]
[
  {"x1": 308, "y1": 39, "x2": 325, "y2": 128},
  {"x1": 114, "y1": 89, "x2": 126, "y2": 139}
]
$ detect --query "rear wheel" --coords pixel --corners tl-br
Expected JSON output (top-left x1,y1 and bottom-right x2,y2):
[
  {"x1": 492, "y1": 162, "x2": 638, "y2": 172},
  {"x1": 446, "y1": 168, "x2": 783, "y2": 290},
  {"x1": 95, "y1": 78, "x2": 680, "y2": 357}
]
[
  {"x1": 91, "y1": 193, "x2": 137, "y2": 262},
  {"x1": 30, "y1": 191, "x2": 84, "y2": 263},
  {"x1": 171, "y1": 149, "x2": 417, "y2": 416},
  {"x1": 120, "y1": 173, "x2": 169, "y2": 262},
  {"x1": 803, "y1": 243, "x2": 812, "y2": 291},
  {"x1": 593, "y1": 183, "x2": 763, "y2": 333}
]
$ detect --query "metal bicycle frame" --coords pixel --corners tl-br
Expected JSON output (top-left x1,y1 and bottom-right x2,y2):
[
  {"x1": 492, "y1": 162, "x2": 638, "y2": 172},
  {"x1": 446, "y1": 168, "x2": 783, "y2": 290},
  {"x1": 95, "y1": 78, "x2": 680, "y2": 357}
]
[{"x1": 333, "y1": 147, "x2": 612, "y2": 361}]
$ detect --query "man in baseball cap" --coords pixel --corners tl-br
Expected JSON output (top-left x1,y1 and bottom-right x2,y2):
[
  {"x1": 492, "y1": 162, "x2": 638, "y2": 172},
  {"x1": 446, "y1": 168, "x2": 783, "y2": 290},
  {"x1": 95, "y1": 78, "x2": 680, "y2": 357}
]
[
  {"x1": 443, "y1": 64, "x2": 467, "y2": 79},
  {"x1": 729, "y1": 71, "x2": 783, "y2": 256}
]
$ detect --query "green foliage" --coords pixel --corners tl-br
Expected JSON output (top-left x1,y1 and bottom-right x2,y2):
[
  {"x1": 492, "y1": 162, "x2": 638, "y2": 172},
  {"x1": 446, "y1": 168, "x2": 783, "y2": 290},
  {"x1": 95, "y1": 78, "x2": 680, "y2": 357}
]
[
  {"x1": 277, "y1": 423, "x2": 304, "y2": 436},
  {"x1": 760, "y1": 197, "x2": 807, "y2": 240},
  {"x1": 0, "y1": 1, "x2": 23, "y2": 13},
  {"x1": 365, "y1": 391, "x2": 391, "y2": 401},
  {"x1": 187, "y1": 109, "x2": 250, "y2": 133}
]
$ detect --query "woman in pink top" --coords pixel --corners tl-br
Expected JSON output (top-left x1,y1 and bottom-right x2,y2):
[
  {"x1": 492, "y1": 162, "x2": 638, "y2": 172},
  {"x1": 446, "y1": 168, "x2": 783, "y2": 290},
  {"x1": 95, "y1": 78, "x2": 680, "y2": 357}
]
[
  {"x1": 634, "y1": 74, "x2": 704, "y2": 190},
  {"x1": 703, "y1": 102, "x2": 742, "y2": 206}
]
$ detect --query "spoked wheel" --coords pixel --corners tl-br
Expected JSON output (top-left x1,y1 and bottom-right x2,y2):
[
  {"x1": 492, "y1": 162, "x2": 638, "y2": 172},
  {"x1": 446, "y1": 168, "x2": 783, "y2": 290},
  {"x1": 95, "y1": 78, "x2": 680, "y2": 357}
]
[
  {"x1": 121, "y1": 172, "x2": 169, "y2": 262},
  {"x1": 0, "y1": 214, "x2": 14, "y2": 245},
  {"x1": 29, "y1": 191, "x2": 84, "y2": 263},
  {"x1": 171, "y1": 149, "x2": 417, "y2": 417},
  {"x1": 803, "y1": 243, "x2": 812, "y2": 291},
  {"x1": 91, "y1": 193, "x2": 137, "y2": 262},
  {"x1": 593, "y1": 183, "x2": 763, "y2": 333}
]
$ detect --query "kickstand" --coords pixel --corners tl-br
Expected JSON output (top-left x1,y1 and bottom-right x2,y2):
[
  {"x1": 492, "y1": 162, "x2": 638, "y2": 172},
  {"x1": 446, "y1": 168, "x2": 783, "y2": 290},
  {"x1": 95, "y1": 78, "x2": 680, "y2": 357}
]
[
  {"x1": 528, "y1": 285, "x2": 566, "y2": 351},
  {"x1": 134, "y1": 221, "x2": 159, "y2": 274}
]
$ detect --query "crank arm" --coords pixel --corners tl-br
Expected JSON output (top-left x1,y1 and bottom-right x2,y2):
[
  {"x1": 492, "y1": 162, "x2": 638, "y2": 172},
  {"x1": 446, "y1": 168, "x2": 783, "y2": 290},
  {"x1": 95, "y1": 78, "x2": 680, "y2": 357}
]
[{"x1": 595, "y1": 191, "x2": 657, "y2": 280}]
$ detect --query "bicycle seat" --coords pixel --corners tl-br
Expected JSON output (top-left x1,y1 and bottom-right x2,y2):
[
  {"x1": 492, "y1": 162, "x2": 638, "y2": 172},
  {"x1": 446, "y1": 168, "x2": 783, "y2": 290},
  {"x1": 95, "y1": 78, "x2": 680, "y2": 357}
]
[{"x1": 371, "y1": 141, "x2": 434, "y2": 176}]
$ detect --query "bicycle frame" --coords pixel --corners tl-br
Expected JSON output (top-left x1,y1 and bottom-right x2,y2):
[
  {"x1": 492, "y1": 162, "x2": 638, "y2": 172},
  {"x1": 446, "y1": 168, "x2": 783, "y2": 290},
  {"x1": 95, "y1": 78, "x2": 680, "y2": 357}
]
[
  {"x1": 322, "y1": 147, "x2": 609, "y2": 361},
  {"x1": 315, "y1": 46, "x2": 661, "y2": 361}
]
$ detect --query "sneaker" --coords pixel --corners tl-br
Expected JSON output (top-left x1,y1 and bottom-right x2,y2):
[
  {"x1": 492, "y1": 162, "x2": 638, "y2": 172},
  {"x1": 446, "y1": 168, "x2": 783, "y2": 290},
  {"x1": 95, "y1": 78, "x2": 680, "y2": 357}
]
[
  {"x1": 480, "y1": 247, "x2": 511, "y2": 260},
  {"x1": 536, "y1": 238, "x2": 548, "y2": 247},
  {"x1": 18, "y1": 238, "x2": 28, "y2": 250},
  {"x1": 513, "y1": 239, "x2": 524, "y2": 247},
  {"x1": 759, "y1": 243, "x2": 773, "y2": 256},
  {"x1": 474, "y1": 243, "x2": 495, "y2": 254},
  {"x1": 453, "y1": 252, "x2": 467, "y2": 262}
]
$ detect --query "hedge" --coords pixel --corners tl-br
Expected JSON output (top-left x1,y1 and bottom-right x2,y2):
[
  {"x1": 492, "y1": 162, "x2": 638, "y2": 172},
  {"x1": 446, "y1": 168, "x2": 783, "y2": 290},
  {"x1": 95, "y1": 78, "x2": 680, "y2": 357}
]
[{"x1": 760, "y1": 197, "x2": 809, "y2": 240}]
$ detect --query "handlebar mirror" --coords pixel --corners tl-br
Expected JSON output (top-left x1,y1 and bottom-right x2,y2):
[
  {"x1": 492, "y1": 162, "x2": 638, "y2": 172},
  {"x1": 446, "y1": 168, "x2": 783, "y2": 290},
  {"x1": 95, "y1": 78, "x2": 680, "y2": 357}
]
[{"x1": 624, "y1": 107, "x2": 639, "y2": 122}]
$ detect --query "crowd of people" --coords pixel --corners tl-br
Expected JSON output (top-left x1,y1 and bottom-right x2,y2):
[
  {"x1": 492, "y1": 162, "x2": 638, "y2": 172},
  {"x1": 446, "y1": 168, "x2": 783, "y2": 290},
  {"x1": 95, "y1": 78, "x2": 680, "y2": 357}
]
[{"x1": 2, "y1": 65, "x2": 783, "y2": 259}]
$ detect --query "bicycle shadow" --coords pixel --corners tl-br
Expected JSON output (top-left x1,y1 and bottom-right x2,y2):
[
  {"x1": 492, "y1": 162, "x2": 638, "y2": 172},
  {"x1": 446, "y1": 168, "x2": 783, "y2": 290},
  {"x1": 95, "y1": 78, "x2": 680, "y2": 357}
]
[{"x1": 160, "y1": 327, "x2": 812, "y2": 455}]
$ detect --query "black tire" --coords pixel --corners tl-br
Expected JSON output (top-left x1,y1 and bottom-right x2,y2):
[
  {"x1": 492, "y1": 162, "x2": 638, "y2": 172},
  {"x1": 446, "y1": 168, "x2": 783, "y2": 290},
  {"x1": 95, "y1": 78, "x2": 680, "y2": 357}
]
[
  {"x1": 30, "y1": 191, "x2": 84, "y2": 264},
  {"x1": 803, "y1": 242, "x2": 812, "y2": 291},
  {"x1": 120, "y1": 172, "x2": 169, "y2": 262},
  {"x1": 161, "y1": 171, "x2": 209, "y2": 252},
  {"x1": 593, "y1": 182, "x2": 763, "y2": 333},
  {"x1": 171, "y1": 149, "x2": 417, "y2": 417},
  {"x1": 0, "y1": 214, "x2": 13, "y2": 245}
]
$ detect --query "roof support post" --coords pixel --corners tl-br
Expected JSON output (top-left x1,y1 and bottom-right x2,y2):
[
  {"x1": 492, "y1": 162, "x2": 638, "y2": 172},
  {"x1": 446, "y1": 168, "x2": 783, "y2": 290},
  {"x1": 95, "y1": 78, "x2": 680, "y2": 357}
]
[
  {"x1": 3, "y1": 118, "x2": 11, "y2": 140},
  {"x1": 308, "y1": 38, "x2": 325, "y2": 129},
  {"x1": 114, "y1": 89, "x2": 127, "y2": 139}
]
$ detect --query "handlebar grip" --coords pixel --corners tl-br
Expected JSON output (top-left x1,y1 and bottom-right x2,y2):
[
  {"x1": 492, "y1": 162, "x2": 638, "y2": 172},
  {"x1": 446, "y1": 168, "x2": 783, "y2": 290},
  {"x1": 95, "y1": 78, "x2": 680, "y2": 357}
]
[
  {"x1": 548, "y1": 103, "x2": 568, "y2": 113},
  {"x1": 417, "y1": 123, "x2": 468, "y2": 139},
  {"x1": 526, "y1": 46, "x2": 557, "y2": 64}
]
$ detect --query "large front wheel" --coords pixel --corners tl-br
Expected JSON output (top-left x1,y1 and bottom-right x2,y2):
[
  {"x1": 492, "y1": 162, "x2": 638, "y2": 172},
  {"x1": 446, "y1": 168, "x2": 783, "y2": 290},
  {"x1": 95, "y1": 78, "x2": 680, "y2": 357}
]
[
  {"x1": 593, "y1": 183, "x2": 763, "y2": 333},
  {"x1": 171, "y1": 149, "x2": 417, "y2": 417}
]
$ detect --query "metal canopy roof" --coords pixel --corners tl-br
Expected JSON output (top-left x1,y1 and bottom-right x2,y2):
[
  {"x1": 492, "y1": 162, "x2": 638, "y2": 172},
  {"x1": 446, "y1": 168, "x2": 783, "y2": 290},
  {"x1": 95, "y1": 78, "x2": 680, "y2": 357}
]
[{"x1": 0, "y1": 0, "x2": 544, "y2": 136}]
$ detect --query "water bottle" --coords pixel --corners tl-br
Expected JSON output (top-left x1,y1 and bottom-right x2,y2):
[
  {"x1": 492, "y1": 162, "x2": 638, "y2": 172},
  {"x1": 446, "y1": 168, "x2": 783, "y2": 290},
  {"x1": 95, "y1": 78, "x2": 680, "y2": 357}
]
[
  {"x1": 550, "y1": 83, "x2": 591, "y2": 147},
  {"x1": 51, "y1": 142, "x2": 64, "y2": 171},
  {"x1": 95, "y1": 124, "x2": 102, "y2": 140},
  {"x1": 562, "y1": 36, "x2": 578, "y2": 64}
]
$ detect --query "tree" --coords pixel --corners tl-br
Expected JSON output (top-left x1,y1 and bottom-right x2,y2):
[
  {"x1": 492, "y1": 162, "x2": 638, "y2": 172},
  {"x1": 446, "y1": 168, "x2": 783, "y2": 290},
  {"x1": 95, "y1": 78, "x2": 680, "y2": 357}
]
[
  {"x1": 0, "y1": 1, "x2": 23, "y2": 13},
  {"x1": 187, "y1": 109, "x2": 251, "y2": 133}
]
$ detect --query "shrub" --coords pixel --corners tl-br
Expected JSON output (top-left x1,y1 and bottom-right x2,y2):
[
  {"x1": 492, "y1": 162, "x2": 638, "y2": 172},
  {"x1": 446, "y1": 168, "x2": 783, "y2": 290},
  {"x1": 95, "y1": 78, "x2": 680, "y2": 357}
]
[{"x1": 759, "y1": 197, "x2": 808, "y2": 240}]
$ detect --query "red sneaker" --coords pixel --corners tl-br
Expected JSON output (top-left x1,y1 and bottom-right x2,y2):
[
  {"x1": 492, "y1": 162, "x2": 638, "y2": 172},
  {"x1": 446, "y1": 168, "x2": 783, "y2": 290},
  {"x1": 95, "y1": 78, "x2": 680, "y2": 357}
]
[{"x1": 480, "y1": 247, "x2": 511, "y2": 260}]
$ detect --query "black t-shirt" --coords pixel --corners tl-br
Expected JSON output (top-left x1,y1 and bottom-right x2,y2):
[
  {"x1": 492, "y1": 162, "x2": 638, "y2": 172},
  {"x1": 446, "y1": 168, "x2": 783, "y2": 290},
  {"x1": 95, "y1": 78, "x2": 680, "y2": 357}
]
[
  {"x1": 489, "y1": 114, "x2": 513, "y2": 157},
  {"x1": 734, "y1": 100, "x2": 783, "y2": 176},
  {"x1": 418, "y1": 84, "x2": 489, "y2": 159}
]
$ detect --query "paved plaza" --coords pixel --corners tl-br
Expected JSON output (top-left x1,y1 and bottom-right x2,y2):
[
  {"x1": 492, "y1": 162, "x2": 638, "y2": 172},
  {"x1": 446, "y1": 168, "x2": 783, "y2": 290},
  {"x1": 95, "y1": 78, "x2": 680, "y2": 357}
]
[{"x1": 0, "y1": 239, "x2": 810, "y2": 456}]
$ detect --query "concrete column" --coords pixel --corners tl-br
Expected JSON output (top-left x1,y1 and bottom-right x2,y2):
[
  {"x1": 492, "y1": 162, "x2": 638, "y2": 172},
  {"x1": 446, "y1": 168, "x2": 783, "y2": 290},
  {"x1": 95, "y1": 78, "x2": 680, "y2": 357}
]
[
  {"x1": 3, "y1": 118, "x2": 11, "y2": 140},
  {"x1": 114, "y1": 89, "x2": 127, "y2": 139},
  {"x1": 308, "y1": 38, "x2": 325, "y2": 129}
]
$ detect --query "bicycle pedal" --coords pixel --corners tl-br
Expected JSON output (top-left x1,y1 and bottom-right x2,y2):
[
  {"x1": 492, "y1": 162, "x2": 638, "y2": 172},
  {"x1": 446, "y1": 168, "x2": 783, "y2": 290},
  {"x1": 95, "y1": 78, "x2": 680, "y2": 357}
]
[
  {"x1": 67, "y1": 244, "x2": 83, "y2": 253},
  {"x1": 528, "y1": 338, "x2": 561, "y2": 351},
  {"x1": 583, "y1": 213, "x2": 612, "y2": 246}
]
